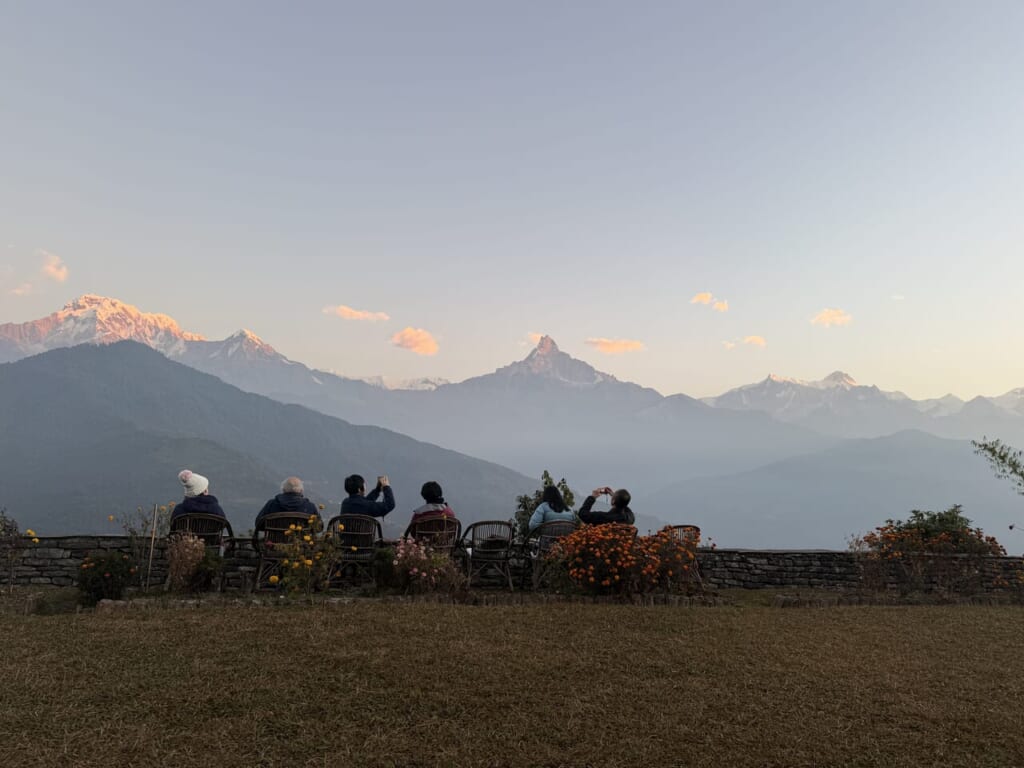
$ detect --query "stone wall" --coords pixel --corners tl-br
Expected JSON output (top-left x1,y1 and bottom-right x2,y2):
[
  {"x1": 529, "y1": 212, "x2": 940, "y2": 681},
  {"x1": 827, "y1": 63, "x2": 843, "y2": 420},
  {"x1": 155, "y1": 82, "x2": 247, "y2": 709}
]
[{"x1": 4, "y1": 537, "x2": 1022, "y2": 592}]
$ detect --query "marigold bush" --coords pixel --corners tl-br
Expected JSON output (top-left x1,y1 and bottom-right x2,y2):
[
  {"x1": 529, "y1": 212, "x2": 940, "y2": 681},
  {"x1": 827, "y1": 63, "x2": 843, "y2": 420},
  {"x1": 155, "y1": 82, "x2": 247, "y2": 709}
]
[
  {"x1": 854, "y1": 505, "x2": 1010, "y2": 595},
  {"x1": 272, "y1": 515, "x2": 337, "y2": 600},
  {"x1": 551, "y1": 524, "x2": 700, "y2": 596}
]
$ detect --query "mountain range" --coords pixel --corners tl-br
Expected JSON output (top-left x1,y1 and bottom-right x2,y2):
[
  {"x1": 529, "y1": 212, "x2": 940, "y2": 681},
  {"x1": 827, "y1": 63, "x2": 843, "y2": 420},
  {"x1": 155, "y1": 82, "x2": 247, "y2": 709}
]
[
  {"x1": 0, "y1": 341, "x2": 538, "y2": 535},
  {"x1": 3, "y1": 295, "x2": 1023, "y2": 546}
]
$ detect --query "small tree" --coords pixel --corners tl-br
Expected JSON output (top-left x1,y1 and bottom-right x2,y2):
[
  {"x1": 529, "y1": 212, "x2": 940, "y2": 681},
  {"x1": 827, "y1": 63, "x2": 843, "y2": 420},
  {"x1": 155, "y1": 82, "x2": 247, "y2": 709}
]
[{"x1": 514, "y1": 470, "x2": 576, "y2": 539}]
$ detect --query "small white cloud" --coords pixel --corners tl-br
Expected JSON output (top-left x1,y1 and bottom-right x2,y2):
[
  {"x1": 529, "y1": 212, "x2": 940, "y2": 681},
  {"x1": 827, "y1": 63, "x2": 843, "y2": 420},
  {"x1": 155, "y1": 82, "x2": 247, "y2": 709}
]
[
  {"x1": 41, "y1": 250, "x2": 68, "y2": 282},
  {"x1": 9, "y1": 283, "x2": 32, "y2": 296},
  {"x1": 690, "y1": 292, "x2": 713, "y2": 305},
  {"x1": 527, "y1": 332, "x2": 544, "y2": 344},
  {"x1": 712, "y1": 300, "x2": 729, "y2": 313},
  {"x1": 322, "y1": 304, "x2": 390, "y2": 322},
  {"x1": 811, "y1": 308, "x2": 852, "y2": 327},
  {"x1": 391, "y1": 327, "x2": 439, "y2": 356},
  {"x1": 722, "y1": 341, "x2": 737, "y2": 350},
  {"x1": 743, "y1": 335, "x2": 767, "y2": 348},
  {"x1": 584, "y1": 337, "x2": 645, "y2": 355}
]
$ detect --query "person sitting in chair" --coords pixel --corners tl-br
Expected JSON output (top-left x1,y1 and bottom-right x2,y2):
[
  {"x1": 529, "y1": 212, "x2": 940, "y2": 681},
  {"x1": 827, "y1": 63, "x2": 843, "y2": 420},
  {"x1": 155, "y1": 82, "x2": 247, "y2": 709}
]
[
  {"x1": 173, "y1": 469, "x2": 226, "y2": 522},
  {"x1": 409, "y1": 481, "x2": 455, "y2": 526},
  {"x1": 578, "y1": 486, "x2": 635, "y2": 526},
  {"x1": 340, "y1": 474, "x2": 396, "y2": 518},
  {"x1": 255, "y1": 476, "x2": 321, "y2": 531},
  {"x1": 528, "y1": 485, "x2": 577, "y2": 531}
]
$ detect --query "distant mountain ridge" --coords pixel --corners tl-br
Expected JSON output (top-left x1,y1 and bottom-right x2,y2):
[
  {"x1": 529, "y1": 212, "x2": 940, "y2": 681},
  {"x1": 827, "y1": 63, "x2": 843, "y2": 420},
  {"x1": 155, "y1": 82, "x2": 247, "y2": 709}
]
[{"x1": 0, "y1": 342, "x2": 536, "y2": 535}]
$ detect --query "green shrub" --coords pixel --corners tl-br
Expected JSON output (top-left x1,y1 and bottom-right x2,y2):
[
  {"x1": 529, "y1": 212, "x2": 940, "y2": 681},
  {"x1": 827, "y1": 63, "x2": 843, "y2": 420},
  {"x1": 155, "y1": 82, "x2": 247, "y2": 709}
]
[{"x1": 78, "y1": 551, "x2": 136, "y2": 605}]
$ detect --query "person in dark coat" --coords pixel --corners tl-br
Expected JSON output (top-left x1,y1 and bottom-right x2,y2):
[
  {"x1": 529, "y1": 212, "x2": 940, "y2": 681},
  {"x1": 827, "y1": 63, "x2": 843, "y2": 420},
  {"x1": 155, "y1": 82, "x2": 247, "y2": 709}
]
[
  {"x1": 255, "y1": 477, "x2": 321, "y2": 531},
  {"x1": 340, "y1": 474, "x2": 396, "y2": 518},
  {"x1": 578, "y1": 486, "x2": 635, "y2": 526},
  {"x1": 172, "y1": 469, "x2": 227, "y2": 521}
]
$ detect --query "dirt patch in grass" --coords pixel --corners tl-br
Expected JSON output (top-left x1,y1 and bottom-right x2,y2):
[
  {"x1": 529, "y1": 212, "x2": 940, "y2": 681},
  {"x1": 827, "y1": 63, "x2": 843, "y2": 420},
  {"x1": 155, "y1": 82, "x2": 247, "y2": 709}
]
[{"x1": 2, "y1": 604, "x2": 1023, "y2": 767}]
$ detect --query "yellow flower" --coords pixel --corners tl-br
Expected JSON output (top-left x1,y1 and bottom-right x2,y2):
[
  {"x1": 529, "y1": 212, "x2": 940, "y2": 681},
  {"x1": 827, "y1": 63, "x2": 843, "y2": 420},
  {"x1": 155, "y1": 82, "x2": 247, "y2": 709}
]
[
  {"x1": 315, "y1": 552, "x2": 323, "y2": 560},
  {"x1": 288, "y1": 524, "x2": 296, "y2": 530},
  {"x1": 318, "y1": 505, "x2": 325, "y2": 511},
  {"x1": 31, "y1": 537, "x2": 39, "y2": 544},
  {"x1": 282, "y1": 559, "x2": 289, "y2": 566},
  {"x1": 308, "y1": 515, "x2": 317, "y2": 523},
  {"x1": 108, "y1": 515, "x2": 115, "y2": 522},
  {"x1": 25, "y1": 529, "x2": 35, "y2": 537},
  {"x1": 338, "y1": 524, "x2": 345, "y2": 532},
  {"x1": 291, "y1": 561, "x2": 300, "y2": 569},
  {"x1": 159, "y1": 505, "x2": 168, "y2": 513},
  {"x1": 303, "y1": 534, "x2": 312, "y2": 542},
  {"x1": 268, "y1": 575, "x2": 280, "y2": 585},
  {"x1": 304, "y1": 559, "x2": 313, "y2": 567},
  {"x1": 284, "y1": 529, "x2": 293, "y2": 536},
  {"x1": 350, "y1": 546, "x2": 358, "y2": 552}
]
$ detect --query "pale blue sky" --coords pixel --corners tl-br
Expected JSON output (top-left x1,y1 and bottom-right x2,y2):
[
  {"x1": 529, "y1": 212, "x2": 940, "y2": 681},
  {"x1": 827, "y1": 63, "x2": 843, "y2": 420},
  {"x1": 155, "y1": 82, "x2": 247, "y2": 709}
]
[{"x1": 2, "y1": 1, "x2": 1024, "y2": 398}]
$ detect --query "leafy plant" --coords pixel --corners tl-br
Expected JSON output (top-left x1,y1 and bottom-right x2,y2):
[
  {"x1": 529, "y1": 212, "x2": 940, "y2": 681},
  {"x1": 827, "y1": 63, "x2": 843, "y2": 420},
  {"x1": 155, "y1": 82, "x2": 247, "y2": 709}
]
[
  {"x1": 78, "y1": 551, "x2": 136, "y2": 605},
  {"x1": 853, "y1": 505, "x2": 1007, "y2": 594},
  {"x1": 514, "y1": 470, "x2": 576, "y2": 539},
  {"x1": 271, "y1": 514, "x2": 338, "y2": 601},
  {"x1": 107, "y1": 504, "x2": 175, "y2": 586},
  {"x1": 391, "y1": 537, "x2": 466, "y2": 595},
  {"x1": 167, "y1": 534, "x2": 206, "y2": 593},
  {"x1": 0, "y1": 508, "x2": 40, "y2": 594}
]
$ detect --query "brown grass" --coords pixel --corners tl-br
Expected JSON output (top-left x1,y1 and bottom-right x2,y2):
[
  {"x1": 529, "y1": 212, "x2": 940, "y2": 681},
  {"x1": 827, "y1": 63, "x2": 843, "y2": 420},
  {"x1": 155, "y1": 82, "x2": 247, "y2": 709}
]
[{"x1": 2, "y1": 603, "x2": 1024, "y2": 767}]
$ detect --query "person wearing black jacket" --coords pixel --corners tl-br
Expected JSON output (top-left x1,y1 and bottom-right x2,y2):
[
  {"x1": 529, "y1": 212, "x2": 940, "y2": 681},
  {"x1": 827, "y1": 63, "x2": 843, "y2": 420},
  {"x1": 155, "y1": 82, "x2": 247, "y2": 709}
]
[
  {"x1": 578, "y1": 486, "x2": 635, "y2": 526},
  {"x1": 255, "y1": 477, "x2": 321, "y2": 530},
  {"x1": 340, "y1": 474, "x2": 396, "y2": 518}
]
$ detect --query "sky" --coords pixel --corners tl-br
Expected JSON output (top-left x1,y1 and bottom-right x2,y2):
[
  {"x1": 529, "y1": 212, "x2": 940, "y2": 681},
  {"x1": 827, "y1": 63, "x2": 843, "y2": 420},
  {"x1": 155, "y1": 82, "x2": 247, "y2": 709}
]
[{"x1": 2, "y1": 1, "x2": 1024, "y2": 399}]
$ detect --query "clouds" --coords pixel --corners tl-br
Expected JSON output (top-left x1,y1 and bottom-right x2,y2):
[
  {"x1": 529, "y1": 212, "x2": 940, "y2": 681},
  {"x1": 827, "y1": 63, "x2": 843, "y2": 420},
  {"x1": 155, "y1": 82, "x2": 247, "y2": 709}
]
[
  {"x1": 811, "y1": 308, "x2": 852, "y2": 327},
  {"x1": 722, "y1": 341, "x2": 737, "y2": 350},
  {"x1": 743, "y1": 335, "x2": 767, "y2": 347},
  {"x1": 391, "y1": 327, "x2": 439, "y2": 356},
  {"x1": 527, "y1": 332, "x2": 544, "y2": 345},
  {"x1": 692, "y1": 291, "x2": 729, "y2": 312},
  {"x1": 10, "y1": 283, "x2": 32, "y2": 296},
  {"x1": 41, "y1": 250, "x2": 68, "y2": 282},
  {"x1": 322, "y1": 304, "x2": 390, "y2": 322},
  {"x1": 584, "y1": 337, "x2": 645, "y2": 355}
]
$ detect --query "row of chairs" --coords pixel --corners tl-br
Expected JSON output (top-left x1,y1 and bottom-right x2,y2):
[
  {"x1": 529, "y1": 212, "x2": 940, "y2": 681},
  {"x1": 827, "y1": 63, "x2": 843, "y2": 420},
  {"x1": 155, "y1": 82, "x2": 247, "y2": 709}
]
[{"x1": 169, "y1": 512, "x2": 702, "y2": 591}]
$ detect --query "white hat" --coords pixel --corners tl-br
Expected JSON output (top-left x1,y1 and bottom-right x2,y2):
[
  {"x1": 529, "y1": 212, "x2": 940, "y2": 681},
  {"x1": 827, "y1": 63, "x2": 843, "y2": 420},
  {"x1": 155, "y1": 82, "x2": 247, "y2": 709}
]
[{"x1": 178, "y1": 469, "x2": 209, "y2": 498}]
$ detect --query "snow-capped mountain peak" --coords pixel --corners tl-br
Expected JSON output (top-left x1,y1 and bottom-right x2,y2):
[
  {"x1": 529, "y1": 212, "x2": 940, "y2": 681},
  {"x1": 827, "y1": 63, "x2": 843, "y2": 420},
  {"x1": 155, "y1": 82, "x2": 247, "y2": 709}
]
[
  {"x1": 810, "y1": 371, "x2": 858, "y2": 390},
  {"x1": 495, "y1": 336, "x2": 616, "y2": 387},
  {"x1": 0, "y1": 294, "x2": 205, "y2": 358}
]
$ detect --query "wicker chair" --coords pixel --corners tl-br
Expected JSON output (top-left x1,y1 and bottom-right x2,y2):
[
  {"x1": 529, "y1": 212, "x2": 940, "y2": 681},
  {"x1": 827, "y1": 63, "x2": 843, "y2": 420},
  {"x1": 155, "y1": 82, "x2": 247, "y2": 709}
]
[
  {"x1": 326, "y1": 514, "x2": 382, "y2": 585},
  {"x1": 168, "y1": 513, "x2": 235, "y2": 553},
  {"x1": 404, "y1": 515, "x2": 462, "y2": 556},
  {"x1": 461, "y1": 521, "x2": 514, "y2": 591},
  {"x1": 667, "y1": 524, "x2": 703, "y2": 586},
  {"x1": 253, "y1": 511, "x2": 313, "y2": 588},
  {"x1": 522, "y1": 519, "x2": 578, "y2": 590}
]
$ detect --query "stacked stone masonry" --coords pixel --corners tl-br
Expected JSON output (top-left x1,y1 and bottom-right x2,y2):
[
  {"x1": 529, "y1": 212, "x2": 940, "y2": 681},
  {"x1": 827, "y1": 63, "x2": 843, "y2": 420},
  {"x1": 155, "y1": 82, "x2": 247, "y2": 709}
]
[{"x1": 4, "y1": 537, "x2": 1022, "y2": 591}]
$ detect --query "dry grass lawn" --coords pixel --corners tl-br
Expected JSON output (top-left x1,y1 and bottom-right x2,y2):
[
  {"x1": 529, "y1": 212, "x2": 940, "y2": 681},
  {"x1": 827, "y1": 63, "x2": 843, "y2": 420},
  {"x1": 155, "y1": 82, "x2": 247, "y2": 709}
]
[{"x1": 2, "y1": 603, "x2": 1023, "y2": 767}]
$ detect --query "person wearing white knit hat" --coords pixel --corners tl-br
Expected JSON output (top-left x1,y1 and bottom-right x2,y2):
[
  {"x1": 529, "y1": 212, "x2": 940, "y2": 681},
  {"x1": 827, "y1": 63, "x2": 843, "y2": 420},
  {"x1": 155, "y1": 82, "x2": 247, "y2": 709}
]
[{"x1": 171, "y1": 469, "x2": 227, "y2": 522}]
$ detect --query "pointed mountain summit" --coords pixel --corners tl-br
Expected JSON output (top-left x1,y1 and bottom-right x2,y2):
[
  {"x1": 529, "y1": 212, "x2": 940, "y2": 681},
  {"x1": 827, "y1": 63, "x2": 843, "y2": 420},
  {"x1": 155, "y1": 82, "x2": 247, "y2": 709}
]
[
  {"x1": 0, "y1": 294, "x2": 205, "y2": 360},
  {"x1": 477, "y1": 335, "x2": 619, "y2": 388}
]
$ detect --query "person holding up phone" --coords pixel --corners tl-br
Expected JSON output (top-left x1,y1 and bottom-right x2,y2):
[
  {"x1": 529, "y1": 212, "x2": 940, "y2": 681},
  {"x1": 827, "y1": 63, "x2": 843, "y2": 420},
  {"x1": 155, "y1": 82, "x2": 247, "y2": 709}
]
[
  {"x1": 578, "y1": 485, "x2": 634, "y2": 526},
  {"x1": 340, "y1": 473, "x2": 396, "y2": 518}
]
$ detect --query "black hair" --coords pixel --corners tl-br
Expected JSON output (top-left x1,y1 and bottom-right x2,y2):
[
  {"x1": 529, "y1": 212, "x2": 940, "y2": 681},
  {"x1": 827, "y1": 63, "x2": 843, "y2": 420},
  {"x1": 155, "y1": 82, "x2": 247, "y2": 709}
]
[
  {"x1": 344, "y1": 474, "x2": 365, "y2": 496},
  {"x1": 420, "y1": 481, "x2": 445, "y2": 505},
  {"x1": 611, "y1": 488, "x2": 631, "y2": 510},
  {"x1": 541, "y1": 485, "x2": 567, "y2": 513}
]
